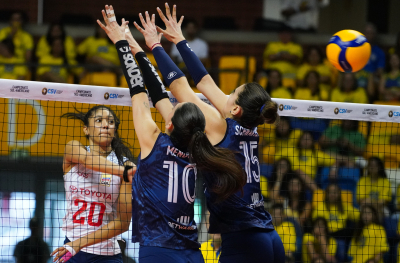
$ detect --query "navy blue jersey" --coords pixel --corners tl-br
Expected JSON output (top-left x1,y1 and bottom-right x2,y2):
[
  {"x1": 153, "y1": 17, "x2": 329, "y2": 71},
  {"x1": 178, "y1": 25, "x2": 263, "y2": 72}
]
[
  {"x1": 132, "y1": 133, "x2": 200, "y2": 250},
  {"x1": 205, "y1": 118, "x2": 274, "y2": 234}
]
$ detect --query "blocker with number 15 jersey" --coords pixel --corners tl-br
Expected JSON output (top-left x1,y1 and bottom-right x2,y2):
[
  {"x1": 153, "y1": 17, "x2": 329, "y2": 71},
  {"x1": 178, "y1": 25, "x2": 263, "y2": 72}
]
[
  {"x1": 62, "y1": 146, "x2": 126, "y2": 255},
  {"x1": 205, "y1": 118, "x2": 274, "y2": 233},
  {"x1": 132, "y1": 133, "x2": 199, "y2": 250}
]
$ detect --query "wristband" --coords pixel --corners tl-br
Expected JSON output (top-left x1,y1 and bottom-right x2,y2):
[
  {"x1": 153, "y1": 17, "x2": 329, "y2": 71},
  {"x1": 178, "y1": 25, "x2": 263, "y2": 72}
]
[
  {"x1": 115, "y1": 40, "x2": 146, "y2": 97},
  {"x1": 149, "y1": 43, "x2": 161, "y2": 50},
  {"x1": 176, "y1": 40, "x2": 208, "y2": 85},
  {"x1": 152, "y1": 46, "x2": 185, "y2": 87},
  {"x1": 63, "y1": 244, "x2": 77, "y2": 256},
  {"x1": 123, "y1": 165, "x2": 134, "y2": 182},
  {"x1": 135, "y1": 52, "x2": 169, "y2": 106}
]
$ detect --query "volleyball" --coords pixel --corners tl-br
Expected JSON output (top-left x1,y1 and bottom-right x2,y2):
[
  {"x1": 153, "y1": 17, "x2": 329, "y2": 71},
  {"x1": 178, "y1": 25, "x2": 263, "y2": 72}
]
[{"x1": 326, "y1": 29, "x2": 371, "y2": 73}]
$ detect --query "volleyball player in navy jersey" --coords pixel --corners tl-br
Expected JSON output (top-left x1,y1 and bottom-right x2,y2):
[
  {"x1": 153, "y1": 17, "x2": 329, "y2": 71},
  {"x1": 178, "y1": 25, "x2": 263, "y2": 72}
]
[
  {"x1": 134, "y1": 4, "x2": 285, "y2": 262},
  {"x1": 51, "y1": 6, "x2": 245, "y2": 263}
]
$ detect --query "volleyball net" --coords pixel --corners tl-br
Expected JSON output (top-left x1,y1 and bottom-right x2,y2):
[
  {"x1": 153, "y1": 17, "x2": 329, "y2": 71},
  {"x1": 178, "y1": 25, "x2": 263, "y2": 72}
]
[{"x1": 1, "y1": 78, "x2": 400, "y2": 262}]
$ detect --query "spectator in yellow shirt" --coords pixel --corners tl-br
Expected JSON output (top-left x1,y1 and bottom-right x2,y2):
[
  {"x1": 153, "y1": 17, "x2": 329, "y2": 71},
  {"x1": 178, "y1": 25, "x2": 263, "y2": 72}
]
[
  {"x1": 262, "y1": 117, "x2": 302, "y2": 157},
  {"x1": 270, "y1": 203, "x2": 297, "y2": 262},
  {"x1": 0, "y1": 11, "x2": 33, "y2": 62},
  {"x1": 77, "y1": 26, "x2": 119, "y2": 69},
  {"x1": 200, "y1": 234, "x2": 221, "y2": 263},
  {"x1": 303, "y1": 217, "x2": 337, "y2": 263},
  {"x1": 294, "y1": 71, "x2": 329, "y2": 101},
  {"x1": 348, "y1": 205, "x2": 388, "y2": 263},
  {"x1": 265, "y1": 69, "x2": 293, "y2": 99},
  {"x1": 36, "y1": 22, "x2": 76, "y2": 62},
  {"x1": 276, "y1": 131, "x2": 334, "y2": 190},
  {"x1": 313, "y1": 184, "x2": 360, "y2": 262},
  {"x1": 330, "y1": 73, "x2": 368, "y2": 103},
  {"x1": 313, "y1": 184, "x2": 360, "y2": 235},
  {"x1": 37, "y1": 38, "x2": 77, "y2": 83},
  {"x1": 263, "y1": 27, "x2": 302, "y2": 80},
  {"x1": 357, "y1": 157, "x2": 392, "y2": 220},
  {"x1": 0, "y1": 38, "x2": 26, "y2": 80},
  {"x1": 296, "y1": 46, "x2": 332, "y2": 92}
]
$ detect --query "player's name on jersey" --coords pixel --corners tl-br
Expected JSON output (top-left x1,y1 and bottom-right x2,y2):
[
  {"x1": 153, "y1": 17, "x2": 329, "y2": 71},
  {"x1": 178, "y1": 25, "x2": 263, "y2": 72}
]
[
  {"x1": 234, "y1": 125, "x2": 259, "y2": 137},
  {"x1": 69, "y1": 185, "x2": 112, "y2": 200},
  {"x1": 166, "y1": 145, "x2": 189, "y2": 159}
]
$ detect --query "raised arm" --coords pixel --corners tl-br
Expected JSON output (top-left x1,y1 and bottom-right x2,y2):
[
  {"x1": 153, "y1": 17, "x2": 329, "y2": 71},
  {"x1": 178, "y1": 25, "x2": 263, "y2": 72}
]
[
  {"x1": 63, "y1": 140, "x2": 135, "y2": 181},
  {"x1": 51, "y1": 179, "x2": 132, "y2": 262},
  {"x1": 156, "y1": 4, "x2": 228, "y2": 114},
  {"x1": 98, "y1": 5, "x2": 160, "y2": 158},
  {"x1": 134, "y1": 8, "x2": 226, "y2": 144}
]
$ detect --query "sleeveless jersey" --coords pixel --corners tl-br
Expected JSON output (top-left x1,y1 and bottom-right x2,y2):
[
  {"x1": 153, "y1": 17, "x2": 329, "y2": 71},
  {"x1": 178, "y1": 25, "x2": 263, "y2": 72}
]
[
  {"x1": 132, "y1": 133, "x2": 199, "y2": 250},
  {"x1": 205, "y1": 118, "x2": 274, "y2": 234},
  {"x1": 62, "y1": 147, "x2": 126, "y2": 255}
]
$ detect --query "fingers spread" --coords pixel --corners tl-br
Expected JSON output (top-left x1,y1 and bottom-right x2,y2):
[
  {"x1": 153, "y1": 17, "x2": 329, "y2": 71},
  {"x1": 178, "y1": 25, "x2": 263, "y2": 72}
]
[
  {"x1": 101, "y1": 10, "x2": 109, "y2": 26},
  {"x1": 165, "y1": 2, "x2": 172, "y2": 19},
  {"x1": 151, "y1": 14, "x2": 156, "y2": 26},
  {"x1": 157, "y1": 7, "x2": 168, "y2": 23},
  {"x1": 139, "y1": 13, "x2": 147, "y2": 28},
  {"x1": 97, "y1": 19, "x2": 107, "y2": 30},
  {"x1": 133, "y1": 21, "x2": 145, "y2": 33},
  {"x1": 145, "y1": 11, "x2": 151, "y2": 24},
  {"x1": 172, "y1": 5, "x2": 177, "y2": 21},
  {"x1": 178, "y1": 15, "x2": 184, "y2": 26}
]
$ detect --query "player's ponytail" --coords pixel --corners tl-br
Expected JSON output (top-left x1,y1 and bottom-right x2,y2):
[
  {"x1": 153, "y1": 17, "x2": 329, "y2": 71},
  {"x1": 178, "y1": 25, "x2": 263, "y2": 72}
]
[
  {"x1": 170, "y1": 103, "x2": 246, "y2": 201},
  {"x1": 235, "y1": 82, "x2": 279, "y2": 128},
  {"x1": 61, "y1": 105, "x2": 133, "y2": 164},
  {"x1": 189, "y1": 131, "x2": 246, "y2": 201}
]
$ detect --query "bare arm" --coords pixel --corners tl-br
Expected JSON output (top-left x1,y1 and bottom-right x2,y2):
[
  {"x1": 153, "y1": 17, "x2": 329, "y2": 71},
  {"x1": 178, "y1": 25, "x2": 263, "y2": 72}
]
[
  {"x1": 51, "y1": 179, "x2": 132, "y2": 261},
  {"x1": 63, "y1": 140, "x2": 135, "y2": 179}
]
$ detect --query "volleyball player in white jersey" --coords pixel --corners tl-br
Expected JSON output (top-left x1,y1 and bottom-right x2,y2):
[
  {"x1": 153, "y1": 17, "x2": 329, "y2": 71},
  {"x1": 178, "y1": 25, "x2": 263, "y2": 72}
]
[{"x1": 53, "y1": 105, "x2": 135, "y2": 263}]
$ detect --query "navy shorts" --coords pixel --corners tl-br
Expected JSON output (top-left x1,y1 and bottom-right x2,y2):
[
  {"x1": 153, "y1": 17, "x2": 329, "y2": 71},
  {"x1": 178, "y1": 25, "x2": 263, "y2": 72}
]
[
  {"x1": 220, "y1": 228, "x2": 285, "y2": 263},
  {"x1": 139, "y1": 245, "x2": 204, "y2": 263},
  {"x1": 64, "y1": 237, "x2": 122, "y2": 263}
]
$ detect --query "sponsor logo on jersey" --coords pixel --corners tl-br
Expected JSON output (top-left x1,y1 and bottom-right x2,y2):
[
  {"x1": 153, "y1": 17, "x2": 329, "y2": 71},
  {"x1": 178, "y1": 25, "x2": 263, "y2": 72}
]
[
  {"x1": 99, "y1": 174, "x2": 112, "y2": 187},
  {"x1": 168, "y1": 216, "x2": 197, "y2": 230},
  {"x1": 279, "y1": 104, "x2": 297, "y2": 111},
  {"x1": 69, "y1": 185, "x2": 112, "y2": 200},
  {"x1": 167, "y1": 71, "x2": 177, "y2": 79}
]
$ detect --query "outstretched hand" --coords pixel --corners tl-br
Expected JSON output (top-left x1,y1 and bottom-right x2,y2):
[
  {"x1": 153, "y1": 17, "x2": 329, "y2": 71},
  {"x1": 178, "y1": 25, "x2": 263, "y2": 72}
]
[
  {"x1": 122, "y1": 18, "x2": 143, "y2": 55},
  {"x1": 156, "y1": 3, "x2": 185, "y2": 44},
  {"x1": 133, "y1": 12, "x2": 163, "y2": 50},
  {"x1": 97, "y1": 5, "x2": 127, "y2": 44}
]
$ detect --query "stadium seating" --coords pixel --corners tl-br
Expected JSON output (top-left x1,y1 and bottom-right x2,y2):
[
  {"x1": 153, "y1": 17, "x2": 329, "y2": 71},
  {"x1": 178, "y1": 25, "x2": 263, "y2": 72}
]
[{"x1": 218, "y1": 56, "x2": 256, "y2": 94}]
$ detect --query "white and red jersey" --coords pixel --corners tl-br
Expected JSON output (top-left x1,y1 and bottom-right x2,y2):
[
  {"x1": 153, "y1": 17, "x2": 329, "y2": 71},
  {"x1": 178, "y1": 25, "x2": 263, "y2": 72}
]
[{"x1": 62, "y1": 147, "x2": 127, "y2": 255}]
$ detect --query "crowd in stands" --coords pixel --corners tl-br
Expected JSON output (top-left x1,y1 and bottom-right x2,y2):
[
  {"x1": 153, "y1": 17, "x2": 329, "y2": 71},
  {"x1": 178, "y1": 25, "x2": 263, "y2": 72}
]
[{"x1": 3, "y1": 9, "x2": 400, "y2": 263}]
